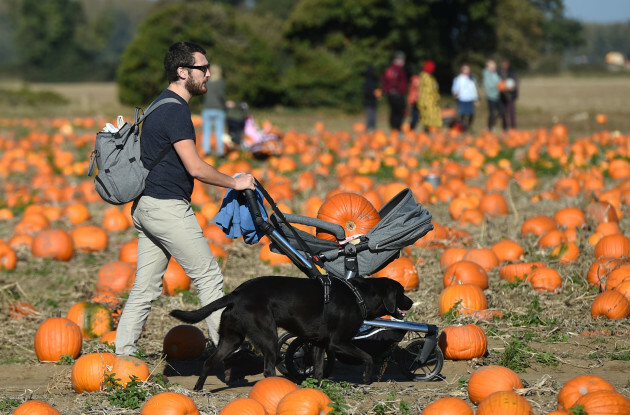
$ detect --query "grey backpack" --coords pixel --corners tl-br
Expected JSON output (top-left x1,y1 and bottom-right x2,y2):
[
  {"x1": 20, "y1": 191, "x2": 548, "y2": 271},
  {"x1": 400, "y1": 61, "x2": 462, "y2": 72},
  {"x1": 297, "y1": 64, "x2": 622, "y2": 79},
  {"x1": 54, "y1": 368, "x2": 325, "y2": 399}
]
[{"x1": 87, "y1": 98, "x2": 180, "y2": 205}]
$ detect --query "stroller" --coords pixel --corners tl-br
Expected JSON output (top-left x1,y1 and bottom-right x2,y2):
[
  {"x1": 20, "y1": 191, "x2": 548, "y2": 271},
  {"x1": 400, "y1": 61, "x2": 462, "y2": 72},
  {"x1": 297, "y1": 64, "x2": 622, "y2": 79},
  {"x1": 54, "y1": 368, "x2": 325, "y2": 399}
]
[{"x1": 241, "y1": 181, "x2": 444, "y2": 383}]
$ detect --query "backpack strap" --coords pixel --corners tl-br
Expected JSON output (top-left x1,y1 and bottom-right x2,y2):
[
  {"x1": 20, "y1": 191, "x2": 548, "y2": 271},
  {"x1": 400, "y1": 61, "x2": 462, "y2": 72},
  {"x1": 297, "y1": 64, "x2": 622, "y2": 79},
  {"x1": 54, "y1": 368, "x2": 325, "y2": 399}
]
[
  {"x1": 136, "y1": 97, "x2": 182, "y2": 171},
  {"x1": 135, "y1": 97, "x2": 182, "y2": 126}
]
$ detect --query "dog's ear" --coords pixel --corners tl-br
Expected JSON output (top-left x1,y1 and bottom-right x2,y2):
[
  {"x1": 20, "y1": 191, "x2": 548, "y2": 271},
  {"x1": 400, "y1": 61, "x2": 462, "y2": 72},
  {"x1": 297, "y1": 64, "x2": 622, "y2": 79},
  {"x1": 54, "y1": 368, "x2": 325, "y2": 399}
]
[{"x1": 383, "y1": 285, "x2": 399, "y2": 314}]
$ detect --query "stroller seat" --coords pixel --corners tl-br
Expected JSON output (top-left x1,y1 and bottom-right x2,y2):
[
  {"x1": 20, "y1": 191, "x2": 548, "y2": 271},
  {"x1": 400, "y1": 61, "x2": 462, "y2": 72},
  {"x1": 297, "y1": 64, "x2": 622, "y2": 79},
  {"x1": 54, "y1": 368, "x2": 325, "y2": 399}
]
[{"x1": 269, "y1": 188, "x2": 433, "y2": 278}]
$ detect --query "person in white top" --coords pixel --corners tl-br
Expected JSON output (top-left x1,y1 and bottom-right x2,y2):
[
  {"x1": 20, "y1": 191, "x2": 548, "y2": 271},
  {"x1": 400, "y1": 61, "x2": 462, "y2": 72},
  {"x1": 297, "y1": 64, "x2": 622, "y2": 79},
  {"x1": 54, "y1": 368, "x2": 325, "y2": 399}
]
[{"x1": 451, "y1": 64, "x2": 479, "y2": 132}]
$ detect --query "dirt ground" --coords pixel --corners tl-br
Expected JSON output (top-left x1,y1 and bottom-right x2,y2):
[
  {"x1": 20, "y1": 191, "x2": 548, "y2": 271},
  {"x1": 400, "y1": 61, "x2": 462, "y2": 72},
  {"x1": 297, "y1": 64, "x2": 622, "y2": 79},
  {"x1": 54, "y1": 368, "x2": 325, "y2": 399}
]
[{"x1": 1, "y1": 76, "x2": 630, "y2": 414}]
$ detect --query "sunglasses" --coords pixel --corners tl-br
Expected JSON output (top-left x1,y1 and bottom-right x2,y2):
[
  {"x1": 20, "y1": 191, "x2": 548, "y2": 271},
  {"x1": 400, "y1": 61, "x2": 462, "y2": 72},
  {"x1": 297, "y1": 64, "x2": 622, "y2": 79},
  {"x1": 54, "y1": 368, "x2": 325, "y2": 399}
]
[{"x1": 183, "y1": 64, "x2": 210, "y2": 73}]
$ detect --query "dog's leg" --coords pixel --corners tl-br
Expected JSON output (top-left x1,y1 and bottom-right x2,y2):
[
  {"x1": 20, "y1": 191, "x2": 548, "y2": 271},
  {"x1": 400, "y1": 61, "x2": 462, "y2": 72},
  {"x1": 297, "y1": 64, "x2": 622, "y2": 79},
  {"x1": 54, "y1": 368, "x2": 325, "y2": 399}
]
[
  {"x1": 312, "y1": 344, "x2": 326, "y2": 379},
  {"x1": 194, "y1": 330, "x2": 243, "y2": 391},
  {"x1": 330, "y1": 342, "x2": 374, "y2": 384},
  {"x1": 247, "y1": 321, "x2": 279, "y2": 378}
]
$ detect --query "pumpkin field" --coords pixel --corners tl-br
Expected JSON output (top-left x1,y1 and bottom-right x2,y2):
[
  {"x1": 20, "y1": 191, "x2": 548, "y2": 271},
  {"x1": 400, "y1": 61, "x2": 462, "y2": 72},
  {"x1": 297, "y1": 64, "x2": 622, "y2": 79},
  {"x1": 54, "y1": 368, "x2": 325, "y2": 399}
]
[{"x1": 1, "y1": 76, "x2": 630, "y2": 414}]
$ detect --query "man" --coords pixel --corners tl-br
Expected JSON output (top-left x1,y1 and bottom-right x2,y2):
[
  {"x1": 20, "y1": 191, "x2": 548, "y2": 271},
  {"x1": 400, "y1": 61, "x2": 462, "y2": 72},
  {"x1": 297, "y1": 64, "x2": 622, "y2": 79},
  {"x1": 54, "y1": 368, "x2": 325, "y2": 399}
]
[
  {"x1": 499, "y1": 58, "x2": 518, "y2": 130},
  {"x1": 482, "y1": 59, "x2": 502, "y2": 132},
  {"x1": 380, "y1": 51, "x2": 407, "y2": 131},
  {"x1": 115, "y1": 42, "x2": 255, "y2": 357},
  {"x1": 451, "y1": 64, "x2": 479, "y2": 132}
]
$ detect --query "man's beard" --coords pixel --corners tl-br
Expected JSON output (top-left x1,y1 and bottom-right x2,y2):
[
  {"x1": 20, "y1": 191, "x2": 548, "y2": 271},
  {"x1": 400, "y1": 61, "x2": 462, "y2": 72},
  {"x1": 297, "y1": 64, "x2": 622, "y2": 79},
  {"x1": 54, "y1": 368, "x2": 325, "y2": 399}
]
[{"x1": 185, "y1": 76, "x2": 207, "y2": 96}]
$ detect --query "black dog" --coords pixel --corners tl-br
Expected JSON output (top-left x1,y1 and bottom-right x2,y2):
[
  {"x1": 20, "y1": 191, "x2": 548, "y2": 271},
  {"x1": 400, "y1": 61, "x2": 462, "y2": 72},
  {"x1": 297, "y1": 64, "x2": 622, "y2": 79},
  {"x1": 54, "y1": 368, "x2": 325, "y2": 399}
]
[{"x1": 170, "y1": 275, "x2": 413, "y2": 390}]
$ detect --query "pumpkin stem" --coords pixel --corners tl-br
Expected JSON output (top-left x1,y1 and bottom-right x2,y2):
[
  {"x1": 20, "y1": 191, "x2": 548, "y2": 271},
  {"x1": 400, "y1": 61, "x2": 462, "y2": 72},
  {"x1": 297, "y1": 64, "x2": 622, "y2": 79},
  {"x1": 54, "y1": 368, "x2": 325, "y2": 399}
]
[{"x1": 345, "y1": 220, "x2": 357, "y2": 232}]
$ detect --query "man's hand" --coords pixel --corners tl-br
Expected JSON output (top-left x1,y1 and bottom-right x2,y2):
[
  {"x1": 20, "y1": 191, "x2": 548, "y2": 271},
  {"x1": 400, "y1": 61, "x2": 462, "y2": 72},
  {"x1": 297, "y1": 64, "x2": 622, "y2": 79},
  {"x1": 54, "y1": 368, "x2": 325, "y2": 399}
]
[{"x1": 233, "y1": 173, "x2": 255, "y2": 191}]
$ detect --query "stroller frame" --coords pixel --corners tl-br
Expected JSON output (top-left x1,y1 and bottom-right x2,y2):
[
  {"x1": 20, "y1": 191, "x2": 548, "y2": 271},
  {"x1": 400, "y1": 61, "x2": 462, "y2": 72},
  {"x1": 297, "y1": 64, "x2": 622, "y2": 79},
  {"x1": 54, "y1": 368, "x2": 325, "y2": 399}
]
[{"x1": 242, "y1": 182, "x2": 444, "y2": 382}]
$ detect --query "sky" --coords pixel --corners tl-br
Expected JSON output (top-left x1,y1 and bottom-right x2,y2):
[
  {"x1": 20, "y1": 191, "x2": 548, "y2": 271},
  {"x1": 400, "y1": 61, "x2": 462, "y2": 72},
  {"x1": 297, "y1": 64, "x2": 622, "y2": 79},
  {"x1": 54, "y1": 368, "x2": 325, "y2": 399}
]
[{"x1": 564, "y1": 0, "x2": 630, "y2": 23}]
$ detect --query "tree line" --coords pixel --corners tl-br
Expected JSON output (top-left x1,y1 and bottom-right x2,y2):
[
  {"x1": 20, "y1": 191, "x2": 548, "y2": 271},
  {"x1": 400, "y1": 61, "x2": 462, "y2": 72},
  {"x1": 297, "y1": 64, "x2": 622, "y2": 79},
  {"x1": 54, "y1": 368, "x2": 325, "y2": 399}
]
[{"x1": 0, "y1": 0, "x2": 601, "y2": 110}]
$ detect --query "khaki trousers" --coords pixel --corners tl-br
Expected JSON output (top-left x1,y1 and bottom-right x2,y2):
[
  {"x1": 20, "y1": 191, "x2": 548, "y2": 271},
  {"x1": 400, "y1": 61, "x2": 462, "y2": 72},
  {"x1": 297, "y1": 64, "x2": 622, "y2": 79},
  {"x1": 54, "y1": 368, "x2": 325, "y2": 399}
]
[{"x1": 115, "y1": 196, "x2": 224, "y2": 356}]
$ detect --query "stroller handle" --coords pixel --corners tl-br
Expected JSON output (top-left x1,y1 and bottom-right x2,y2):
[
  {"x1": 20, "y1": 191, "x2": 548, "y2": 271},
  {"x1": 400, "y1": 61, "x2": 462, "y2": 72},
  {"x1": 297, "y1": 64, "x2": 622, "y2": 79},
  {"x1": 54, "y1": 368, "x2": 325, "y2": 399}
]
[{"x1": 281, "y1": 213, "x2": 346, "y2": 241}]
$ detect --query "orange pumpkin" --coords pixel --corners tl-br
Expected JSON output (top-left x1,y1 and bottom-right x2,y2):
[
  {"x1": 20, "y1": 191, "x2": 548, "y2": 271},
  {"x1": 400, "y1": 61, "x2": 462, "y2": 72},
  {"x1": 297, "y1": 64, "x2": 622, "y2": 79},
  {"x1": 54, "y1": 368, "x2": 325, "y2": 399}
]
[
  {"x1": 220, "y1": 398, "x2": 268, "y2": 415},
  {"x1": 462, "y1": 248, "x2": 499, "y2": 271},
  {"x1": 553, "y1": 207, "x2": 585, "y2": 229},
  {"x1": 163, "y1": 325, "x2": 207, "y2": 360},
  {"x1": 372, "y1": 257, "x2": 419, "y2": 292},
  {"x1": 467, "y1": 365, "x2": 524, "y2": 405},
  {"x1": 99, "y1": 330, "x2": 117, "y2": 346},
  {"x1": 587, "y1": 257, "x2": 622, "y2": 287},
  {"x1": 111, "y1": 355, "x2": 150, "y2": 387},
  {"x1": 605, "y1": 264, "x2": 630, "y2": 290},
  {"x1": 537, "y1": 229, "x2": 567, "y2": 249},
  {"x1": 9, "y1": 301, "x2": 38, "y2": 319},
  {"x1": 478, "y1": 193, "x2": 508, "y2": 217},
  {"x1": 316, "y1": 193, "x2": 379, "y2": 241},
  {"x1": 594, "y1": 234, "x2": 630, "y2": 258},
  {"x1": 498, "y1": 262, "x2": 546, "y2": 282},
  {"x1": 0, "y1": 240, "x2": 18, "y2": 270},
  {"x1": 420, "y1": 397, "x2": 473, "y2": 414},
  {"x1": 491, "y1": 239, "x2": 524, "y2": 262},
  {"x1": 66, "y1": 302, "x2": 114, "y2": 339},
  {"x1": 96, "y1": 261, "x2": 135, "y2": 294},
  {"x1": 572, "y1": 390, "x2": 630, "y2": 414},
  {"x1": 586, "y1": 200, "x2": 619, "y2": 224},
  {"x1": 63, "y1": 203, "x2": 91, "y2": 224},
  {"x1": 526, "y1": 267, "x2": 562, "y2": 293},
  {"x1": 439, "y1": 247, "x2": 467, "y2": 269},
  {"x1": 13, "y1": 400, "x2": 61, "y2": 415},
  {"x1": 163, "y1": 259, "x2": 192, "y2": 295},
  {"x1": 71, "y1": 352, "x2": 116, "y2": 393},
  {"x1": 442, "y1": 261, "x2": 488, "y2": 289},
  {"x1": 476, "y1": 391, "x2": 533, "y2": 415},
  {"x1": 557, "y1": 375, "x2": 616, "y2": 411},
  {"x1": 34, "y1": 317, "x2": 83, "y2": 362},
  {"x1": 276, "y1": 388, "x2": 333, "y2": 415},
  {"x1": 438, "y1": 284, "x2": 488, "y2": 316},
  {"x1": 248, "y1": 377, "x2": 299, "y2": 415},
  {"x1": 590, "y1": 290, "x2": 630, "y2": 320},
  {"x1": 140, "y1": 392, "x2": 201, "y2": 415},
  {"x1": 71, "y1": 225, "x2": 108, "y2": 252},
  {"x1": 438, "y1": 324, "x2": 487, "y2": 360},
  {"x1": 551, "y1": 242, "x2": 580, "y2": 264},
  {"x1": 31, "y1": 229, "x2": 74, "y2": 261},
  {"x1": 119, "y1": 238, "x2": 138, "y2": 265},
  {"x1": 521, "y1": 215, "x2": 556, "y2": 237}
]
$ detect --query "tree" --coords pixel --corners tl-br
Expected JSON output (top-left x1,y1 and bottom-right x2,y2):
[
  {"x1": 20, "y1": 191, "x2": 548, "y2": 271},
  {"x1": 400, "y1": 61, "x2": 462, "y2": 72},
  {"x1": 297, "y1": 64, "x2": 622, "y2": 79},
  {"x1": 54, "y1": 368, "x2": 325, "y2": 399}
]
[
  {"x1": 10, "y1": 0, "x2": 88, "y2": 81},
  {"x1": 117, "y1": 1, "x2": 281, "y2": 108}
]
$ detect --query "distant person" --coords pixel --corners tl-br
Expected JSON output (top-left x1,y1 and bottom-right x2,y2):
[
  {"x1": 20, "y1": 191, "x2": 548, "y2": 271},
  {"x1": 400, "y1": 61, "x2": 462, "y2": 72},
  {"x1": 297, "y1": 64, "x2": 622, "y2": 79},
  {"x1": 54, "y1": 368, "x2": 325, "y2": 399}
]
[
  {"x1": 362, "y1": 65, "x2": 379, "y2": 131},
  {"x1": 498, "y1": 58, "x2": 518, "y2": 130},
  {"x1": 201, "y1": 64, "x2": 226, "y2": 156},
  {"x1": 482, "y1": 59, "x2": 502, "y2": 132},
  {"x1": 416, "y1": 60, "x2": 442, "y2": 132},
  {"x1": 451, "y1": 63, "x2": 479, "y2": 132},
  {"x1": 380, "y1": 51, "x2": 408, "y2": 131},
  {"x1": 407, "y1": 71, "x2": 420, "y2": 131}
]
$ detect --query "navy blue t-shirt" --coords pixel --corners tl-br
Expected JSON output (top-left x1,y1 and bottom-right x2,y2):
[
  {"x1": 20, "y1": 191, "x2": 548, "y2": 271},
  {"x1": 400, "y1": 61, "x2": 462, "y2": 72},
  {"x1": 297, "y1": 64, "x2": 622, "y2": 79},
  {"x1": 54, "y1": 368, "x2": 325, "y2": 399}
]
[{"x1": 141, "y1": 89, "x2": 195, "y2": 201}]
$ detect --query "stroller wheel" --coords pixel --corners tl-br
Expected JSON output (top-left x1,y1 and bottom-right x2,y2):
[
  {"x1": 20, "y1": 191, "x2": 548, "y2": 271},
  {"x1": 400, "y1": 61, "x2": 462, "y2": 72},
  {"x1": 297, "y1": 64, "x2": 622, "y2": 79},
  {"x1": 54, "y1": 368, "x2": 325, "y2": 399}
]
[
  {"x1": 276, "y1": 332, "x2": 296, "y2": 376},
  {"x1": 397, "y1": 337, "x2": 444, "y2": 381},
  {"x1": 284, "y1": 337, "x2": 335, "y2": 383}
]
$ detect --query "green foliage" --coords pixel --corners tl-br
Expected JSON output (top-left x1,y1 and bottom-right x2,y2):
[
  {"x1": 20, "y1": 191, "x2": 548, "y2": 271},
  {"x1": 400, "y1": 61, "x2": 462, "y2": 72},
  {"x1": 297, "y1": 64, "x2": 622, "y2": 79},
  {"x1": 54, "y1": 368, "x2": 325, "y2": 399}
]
[
  {"x1": 372, "y1": 392, "x2": 411, "y2": 415},
  {"x1": 301, "y1": 378, "x2": 350, "y2": 414},
  {"x1": 174, "y1": 289, "x2": 200, "y2": 306},
  {"x1": 117, "y1": 1, "x2": 281, "y2": 108},
  {"x1": 0, "y1": 87, "x2": 68, "y2": 107},
  {"x1": 443, "y1": 300, "x2": 463, "y2": 323},
  {"x1": 569, "y1": 405, "x2": 587, "y2": 415},
  {"x1": 105, "y1": 374, "x2": 147, "y2": 409},
  {"x1": 57, "y1": 354, "x2": 75, "y2": 365},
  {"x1": 0, "y1": 398, "x2": 20, "y2": 411},
  {"x1": 501, "y1": 337, "x2": 531, "y2": 372}
]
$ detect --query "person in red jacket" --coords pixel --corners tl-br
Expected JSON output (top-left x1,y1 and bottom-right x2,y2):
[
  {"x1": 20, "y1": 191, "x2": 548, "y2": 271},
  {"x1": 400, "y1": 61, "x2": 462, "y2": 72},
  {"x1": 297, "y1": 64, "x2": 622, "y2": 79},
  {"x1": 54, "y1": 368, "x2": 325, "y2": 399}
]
[{"x1": 380, "y1": 51, "x2": 408, "y2": 131}]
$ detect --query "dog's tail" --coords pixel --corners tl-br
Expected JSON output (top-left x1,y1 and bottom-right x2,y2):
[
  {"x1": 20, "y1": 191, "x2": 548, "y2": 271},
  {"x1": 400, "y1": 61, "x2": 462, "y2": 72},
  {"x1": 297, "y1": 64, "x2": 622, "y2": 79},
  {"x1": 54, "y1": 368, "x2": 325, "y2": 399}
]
[{"x1": 170, "y1": 295, "x2": 232, "y2": 324}]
